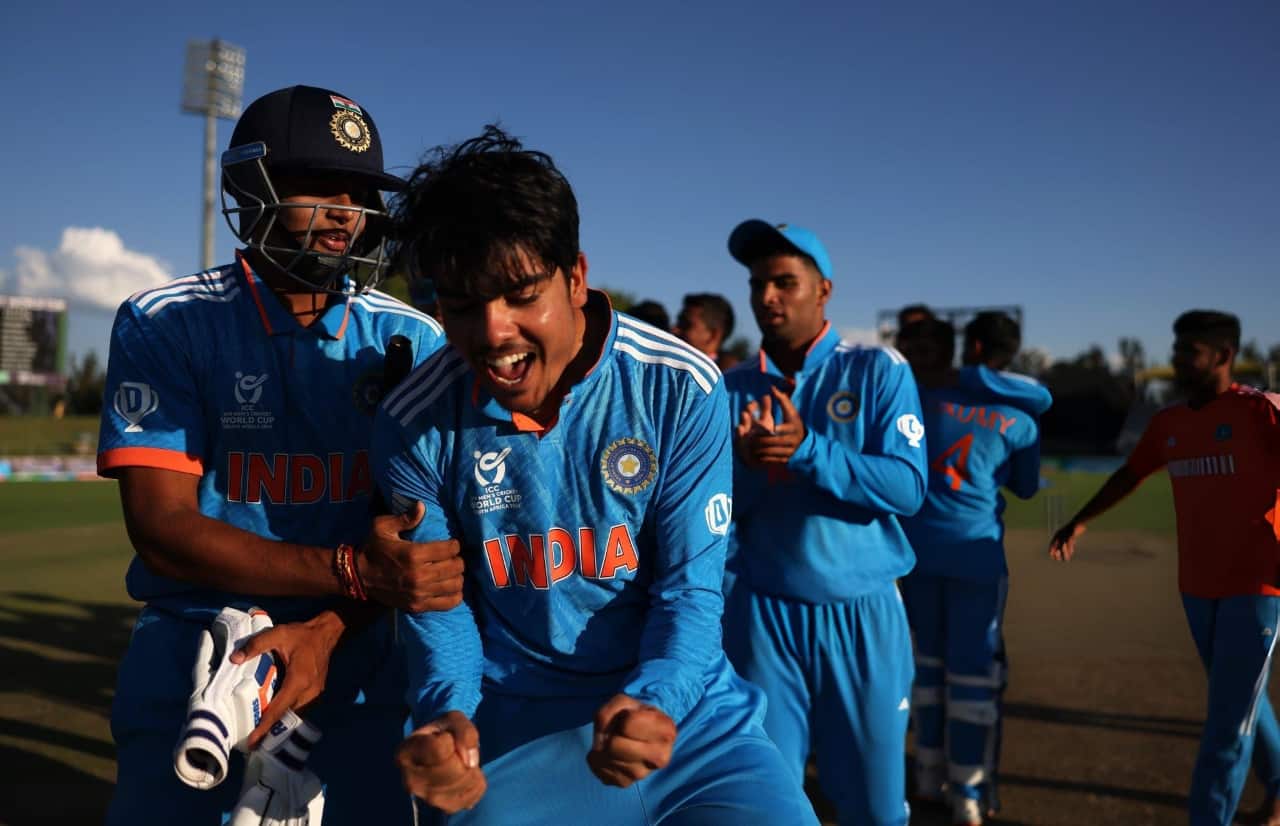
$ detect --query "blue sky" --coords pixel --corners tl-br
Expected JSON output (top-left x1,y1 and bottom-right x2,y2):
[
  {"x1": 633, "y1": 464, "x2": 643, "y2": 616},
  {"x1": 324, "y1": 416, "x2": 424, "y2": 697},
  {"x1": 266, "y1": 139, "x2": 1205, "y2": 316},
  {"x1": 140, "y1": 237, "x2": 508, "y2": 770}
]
[{"x1": 3, "y1": 0, "x2": 1276, "y2": 366}]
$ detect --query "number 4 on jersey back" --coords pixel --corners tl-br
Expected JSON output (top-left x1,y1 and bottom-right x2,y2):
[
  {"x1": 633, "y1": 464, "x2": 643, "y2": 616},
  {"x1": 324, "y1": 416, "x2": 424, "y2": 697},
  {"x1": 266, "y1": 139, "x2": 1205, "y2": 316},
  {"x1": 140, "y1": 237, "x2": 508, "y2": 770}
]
[{"x1": 931, "y1": 433, "x2": 974, "y2": 490}]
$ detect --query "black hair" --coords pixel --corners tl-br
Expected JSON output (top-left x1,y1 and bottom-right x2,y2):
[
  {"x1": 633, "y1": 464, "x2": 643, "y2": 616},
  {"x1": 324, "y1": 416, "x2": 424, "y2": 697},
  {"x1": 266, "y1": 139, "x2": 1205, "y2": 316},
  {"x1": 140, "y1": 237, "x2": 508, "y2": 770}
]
[
  {"x1": 899, "y1": 317, "x2": 955, "y2": 367},
  {"x1": 964, "y1": 311, "x2": 1021, "y2": 369},
  {"x1": 391, "y1": 125, "x2": 579, "y2": 301},
  {"x1": 629, "y1": 300, "x2": 670, "y2": 331},
  {"x1": 682, "y1": 293, "x2": 735, "y2": 340},
  {"x1": 897, "y1": 303, "x2": 935, "y2": 328},
  {"x1": 1173, "y1": 310, "x2": 1240, "y2": 352}
]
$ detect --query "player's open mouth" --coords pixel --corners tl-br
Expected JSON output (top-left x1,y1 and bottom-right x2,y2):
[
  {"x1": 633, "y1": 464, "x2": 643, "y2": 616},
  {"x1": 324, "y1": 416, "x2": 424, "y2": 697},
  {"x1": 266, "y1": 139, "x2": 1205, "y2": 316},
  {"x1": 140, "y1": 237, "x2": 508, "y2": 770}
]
[
  {"x1": 485, "y1": 352, "x2": 534, "y2": 387},
  {"x1": 312, "y1": 231, "x2": 351, "y2": 253}
]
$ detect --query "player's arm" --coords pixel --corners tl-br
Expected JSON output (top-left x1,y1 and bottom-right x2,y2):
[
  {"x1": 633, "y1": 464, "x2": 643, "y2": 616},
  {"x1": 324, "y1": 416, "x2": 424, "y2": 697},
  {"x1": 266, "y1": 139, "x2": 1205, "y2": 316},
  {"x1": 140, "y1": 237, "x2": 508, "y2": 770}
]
[
  {"x1": 960, "y1": 365, "x2": 1053, "y2": 416},
  {"x1": 101, "y1": 302, "x2": 461, "y2": 607},
  {"x1": 1003, "y1": 420, "x2": 1043, "y2": 501},
  {"x1": 117, "y1": 466, "x2": 353, "y2": 595},
  {"x1": 1049, "y1": 414, "x2": 1165, "y2": 561},
  {"x1": 1003, "y1": 444, "x2": 1042, "y2": 501},
  {"x1": 1047, "y1": 466, "x2": 1142, "y2": 561},
  {"x1": 765, "y1": 352, "x2": 927, "y2": 515},
  {"x1": 591, "y1": 379, "x2": 733, "y2": 787},
  {"x1": 371, "y1": 408, "x2": 486, "y2": 813}
]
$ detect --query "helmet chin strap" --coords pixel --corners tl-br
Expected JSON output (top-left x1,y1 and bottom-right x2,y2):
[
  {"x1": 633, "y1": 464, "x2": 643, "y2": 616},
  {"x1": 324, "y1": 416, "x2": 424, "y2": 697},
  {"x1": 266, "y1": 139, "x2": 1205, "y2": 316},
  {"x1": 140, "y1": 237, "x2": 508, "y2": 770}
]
[{"x1": 257, "y1": 223, "x2": 351, "y2": 293}]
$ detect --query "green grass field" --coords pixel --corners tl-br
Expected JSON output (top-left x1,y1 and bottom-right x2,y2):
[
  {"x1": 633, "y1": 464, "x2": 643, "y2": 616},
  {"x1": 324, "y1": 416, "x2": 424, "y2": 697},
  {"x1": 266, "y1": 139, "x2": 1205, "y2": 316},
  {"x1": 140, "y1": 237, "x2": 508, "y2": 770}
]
[
  {"x1": 1004, "y1": 467, "x2": 1175, "y2": 536},
  {"x1": 0, "y1": 471, "x2": 1176, "y2": 824},
  {"x1": 0, "y1": 416, "x2": 99, "y2": 458},
  {"x1": 0, "y1": 481, "x2": 133, "y2": 824}
]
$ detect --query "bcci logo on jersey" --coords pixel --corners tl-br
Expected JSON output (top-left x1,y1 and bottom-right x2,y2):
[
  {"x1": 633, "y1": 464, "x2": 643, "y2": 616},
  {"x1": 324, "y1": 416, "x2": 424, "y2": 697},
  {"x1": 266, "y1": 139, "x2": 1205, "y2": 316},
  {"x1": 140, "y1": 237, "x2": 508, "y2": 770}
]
[
  {"x1": 222, "y1": 372, "x2": 275, "y2": 431},
  {"x1": 113, "y1": 381, "x2": 158, "y2": 433},
  {"x1": 471, "y1": 447, "x2": 523, "y2": 515},
  {"x1": 826, "y1": 391, "x2": 859, "y2": 423},
  {"x1": 601, "y1": 438, "x2": 657, "y2": 495}
]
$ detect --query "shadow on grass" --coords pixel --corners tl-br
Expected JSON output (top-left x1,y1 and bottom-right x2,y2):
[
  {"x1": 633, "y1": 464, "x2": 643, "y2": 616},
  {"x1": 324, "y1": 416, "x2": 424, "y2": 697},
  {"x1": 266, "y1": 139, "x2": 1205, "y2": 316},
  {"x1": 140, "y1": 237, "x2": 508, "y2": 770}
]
[
  {"x1": 1005, "y1": 701, "x2": 1202, "y2": 739},
  {"x1": 0, "y1": 592, "x2": 137, "y2": 826},
  {"x1": 0, "y1": 743, "x2": 114, "y2": 825},
  {"x1": 1002, "y1": 772, "x2": 1188, "y2": 809}
]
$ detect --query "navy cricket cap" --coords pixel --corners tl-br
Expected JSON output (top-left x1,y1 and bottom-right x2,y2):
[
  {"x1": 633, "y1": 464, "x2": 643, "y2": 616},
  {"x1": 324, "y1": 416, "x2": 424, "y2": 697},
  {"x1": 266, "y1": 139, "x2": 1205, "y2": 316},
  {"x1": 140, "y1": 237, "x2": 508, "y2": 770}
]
[
  {"x1": 728, "y1": 219, "x2": 833, "y2": 279},
  {"x1": 227, "y1": 85, "x2": 405, "y2": 192}
]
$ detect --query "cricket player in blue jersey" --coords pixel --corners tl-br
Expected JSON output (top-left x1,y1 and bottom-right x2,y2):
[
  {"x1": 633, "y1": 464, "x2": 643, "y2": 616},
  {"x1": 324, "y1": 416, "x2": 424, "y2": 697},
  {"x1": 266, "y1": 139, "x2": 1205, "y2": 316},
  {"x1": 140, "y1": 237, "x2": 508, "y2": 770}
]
[
  {"x1": 896, "y1": 314, "x2": 1047, "y2": 826},
  {"x1": 370, "y1": 126, "x2": 817, "y2": 824},
  {"x1": 721, "y1": 220, "x2": 928, "y2": 826},
  {"x1": 98, "y1": 85, "x2": 464, "y2": 825}
]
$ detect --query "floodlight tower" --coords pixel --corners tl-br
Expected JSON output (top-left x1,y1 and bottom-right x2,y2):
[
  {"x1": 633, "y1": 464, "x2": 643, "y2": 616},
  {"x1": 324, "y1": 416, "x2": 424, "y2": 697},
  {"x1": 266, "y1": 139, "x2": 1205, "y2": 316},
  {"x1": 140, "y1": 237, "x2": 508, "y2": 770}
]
[{"x1": 181, "y1": 39, "x2": 245, "y2": 270}]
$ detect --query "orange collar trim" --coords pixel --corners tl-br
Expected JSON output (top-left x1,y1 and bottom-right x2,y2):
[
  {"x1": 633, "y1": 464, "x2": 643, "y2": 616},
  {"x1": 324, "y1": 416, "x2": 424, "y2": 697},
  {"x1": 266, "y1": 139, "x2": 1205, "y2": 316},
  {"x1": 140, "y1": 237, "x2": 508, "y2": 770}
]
[{"x1": 238, "y1": 254, "x2": 274, "y2": 335}]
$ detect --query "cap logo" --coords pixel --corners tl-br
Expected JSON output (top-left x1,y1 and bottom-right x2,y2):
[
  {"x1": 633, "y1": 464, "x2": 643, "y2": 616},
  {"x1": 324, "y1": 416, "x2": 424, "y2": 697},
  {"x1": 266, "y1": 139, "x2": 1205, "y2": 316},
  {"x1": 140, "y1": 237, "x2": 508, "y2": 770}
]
[{"x1": 330, "y1": 110, "x2": 372, "y2": 153}]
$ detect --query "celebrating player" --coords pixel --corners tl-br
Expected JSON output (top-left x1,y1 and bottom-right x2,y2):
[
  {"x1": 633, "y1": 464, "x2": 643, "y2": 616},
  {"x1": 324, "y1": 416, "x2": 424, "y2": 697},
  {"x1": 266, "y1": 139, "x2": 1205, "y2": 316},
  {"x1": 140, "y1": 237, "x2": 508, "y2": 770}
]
[
  {"x1": 98, "y1": 85, "x2": 460, "y2": 824},
  {"x1": 372, "y1": 127, "x2": 817, "y2": 824},
  {"x1": 1049, "y1": 310, "x2": 1280, "y2": 826},
  {"x1": 674, "y1": 292, "x2": 739, "y2": 370},
  {"x1": 721, "y1": 220, "x2": 927, "y2": 826},
  {"x1": 897, "y1": 313, "x2": 1047, "y2": 826}
]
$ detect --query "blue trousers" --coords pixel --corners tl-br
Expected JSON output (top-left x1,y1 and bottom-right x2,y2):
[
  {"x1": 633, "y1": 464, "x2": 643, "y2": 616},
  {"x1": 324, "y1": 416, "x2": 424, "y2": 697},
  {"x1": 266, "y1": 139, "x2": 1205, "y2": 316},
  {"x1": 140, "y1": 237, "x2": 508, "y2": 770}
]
[
  {"x1": 899, "y1": 573, "x2": 1007, "y2": 809},
  {"x1": 1181, "y1": 594, "x2": 1280, "y2": 826},
  {"x1": 723, "y1": 583, "x2": 914, "y2": 826},
  {"x1": 425, "y1": 655, "x2": 817, "y2": 825},
  {"x1": 106, "y1": 606, "x2": 414, "y2": 825}
]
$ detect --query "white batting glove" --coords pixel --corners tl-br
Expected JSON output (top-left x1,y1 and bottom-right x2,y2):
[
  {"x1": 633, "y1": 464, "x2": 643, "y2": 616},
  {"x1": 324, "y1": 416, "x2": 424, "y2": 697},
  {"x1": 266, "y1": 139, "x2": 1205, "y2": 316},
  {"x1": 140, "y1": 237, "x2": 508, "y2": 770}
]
[
  {"x1": 229, "y1": 710, "x2": 325, "y2": 826},
  {"x1": 173, "y1": 606, "x2": 280, "y2": 790}
]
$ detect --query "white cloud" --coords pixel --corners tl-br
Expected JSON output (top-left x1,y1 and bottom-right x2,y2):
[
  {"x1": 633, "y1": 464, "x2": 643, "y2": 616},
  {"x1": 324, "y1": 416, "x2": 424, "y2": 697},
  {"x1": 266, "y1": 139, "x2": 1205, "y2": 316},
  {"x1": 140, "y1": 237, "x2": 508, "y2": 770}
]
[
  {"x1": 838, "y1": 326, "x2": 883, "y2": 347},
  {"x1": 5, "y1": 228, "x2": 170, "y2": 312}
]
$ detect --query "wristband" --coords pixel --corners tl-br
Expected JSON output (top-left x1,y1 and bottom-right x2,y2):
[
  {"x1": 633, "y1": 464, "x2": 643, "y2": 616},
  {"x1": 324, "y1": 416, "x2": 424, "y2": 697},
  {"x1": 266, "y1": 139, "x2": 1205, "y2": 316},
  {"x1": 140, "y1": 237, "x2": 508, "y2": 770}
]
[{"x1": 334, "y1": 544, "x2": 368, "y2": 601}]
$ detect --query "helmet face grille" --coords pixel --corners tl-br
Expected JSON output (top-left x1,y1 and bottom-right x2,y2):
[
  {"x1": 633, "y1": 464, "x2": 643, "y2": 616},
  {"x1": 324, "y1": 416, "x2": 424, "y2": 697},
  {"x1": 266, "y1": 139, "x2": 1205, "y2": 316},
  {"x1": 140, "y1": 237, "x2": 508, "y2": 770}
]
[
  {"x1": 218, "y1": 85, "x2": 405, "y2": 293},
  {"x1": 220, "y1": 154, "x2": 391, "y2": 294}
]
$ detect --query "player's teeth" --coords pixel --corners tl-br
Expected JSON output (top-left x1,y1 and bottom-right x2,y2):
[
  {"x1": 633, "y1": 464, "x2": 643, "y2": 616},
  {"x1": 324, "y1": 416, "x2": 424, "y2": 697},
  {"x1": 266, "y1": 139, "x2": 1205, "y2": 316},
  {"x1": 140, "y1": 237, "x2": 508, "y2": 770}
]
[{"x1": 488, "y1": 353, "x2": 527, "y2": 367}]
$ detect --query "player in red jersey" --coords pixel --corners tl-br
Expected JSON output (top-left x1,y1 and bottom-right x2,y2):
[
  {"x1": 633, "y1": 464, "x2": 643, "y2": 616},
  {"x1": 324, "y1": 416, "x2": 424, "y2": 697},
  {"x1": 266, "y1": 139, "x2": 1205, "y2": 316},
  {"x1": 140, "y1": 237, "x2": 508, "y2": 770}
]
[{"x1": 1050, "y1": 310, "x2": 1280, "y2": 826}]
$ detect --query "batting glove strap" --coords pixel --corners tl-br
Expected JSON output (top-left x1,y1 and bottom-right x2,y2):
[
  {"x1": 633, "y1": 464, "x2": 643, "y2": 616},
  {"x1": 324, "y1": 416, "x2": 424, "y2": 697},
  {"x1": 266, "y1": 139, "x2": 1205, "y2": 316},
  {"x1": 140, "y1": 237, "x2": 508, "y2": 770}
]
[{"x1": 229, "y1": 712, "x2": 325, "y2": 826}]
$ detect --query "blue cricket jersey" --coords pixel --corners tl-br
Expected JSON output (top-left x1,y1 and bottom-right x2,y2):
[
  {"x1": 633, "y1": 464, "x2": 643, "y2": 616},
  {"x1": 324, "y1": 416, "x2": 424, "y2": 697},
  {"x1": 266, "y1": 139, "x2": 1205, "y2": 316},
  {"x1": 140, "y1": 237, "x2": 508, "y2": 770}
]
[
  {"x1": 901, "y1": 379, "x2": 1043, "y2": 582},
  {"x1": 372, "y1": 292, "x2": 735, "y2": 726},
  {"x1": 98, "y1": 254, "x2": 444, "y2": 622},
  {"x1": 723, "y1": 323, "x2": 927, "y2": 604}
]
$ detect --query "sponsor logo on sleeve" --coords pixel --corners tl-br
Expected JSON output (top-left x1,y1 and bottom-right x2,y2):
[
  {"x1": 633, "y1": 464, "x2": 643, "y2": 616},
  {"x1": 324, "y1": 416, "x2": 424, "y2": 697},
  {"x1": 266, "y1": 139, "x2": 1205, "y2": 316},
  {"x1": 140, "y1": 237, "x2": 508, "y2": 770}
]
[
  {"x1": 113, "y1": 382, "x2": 158, "y2": 432},
  {"x1": 896, "y1": 413, "x2": 924, "y2": 448},
  {"x1": 704, "y1": 493, "x2": 733, "y2": 536}
]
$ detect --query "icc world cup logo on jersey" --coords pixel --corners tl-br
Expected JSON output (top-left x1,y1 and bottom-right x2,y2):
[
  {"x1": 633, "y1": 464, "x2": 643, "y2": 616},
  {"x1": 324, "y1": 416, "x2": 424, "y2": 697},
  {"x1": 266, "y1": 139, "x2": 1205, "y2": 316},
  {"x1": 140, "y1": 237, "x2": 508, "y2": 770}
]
[
  {"x1": 113, "y1": 381, "x2": 158, "y2": 433},
  {"x1": 234, "y1": 372, "x2": 269, "y2": 405},
  {"x1": 474, "y1": 448, "x2": 512, "y2": 486}
]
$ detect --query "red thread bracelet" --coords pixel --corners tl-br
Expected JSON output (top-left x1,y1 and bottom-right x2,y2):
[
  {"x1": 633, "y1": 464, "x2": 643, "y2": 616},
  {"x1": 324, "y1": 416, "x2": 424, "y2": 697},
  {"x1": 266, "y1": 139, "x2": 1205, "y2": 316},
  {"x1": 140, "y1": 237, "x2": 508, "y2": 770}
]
[{"x1": 334, "y1": 544, "x2": 368, "y2": 601}]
